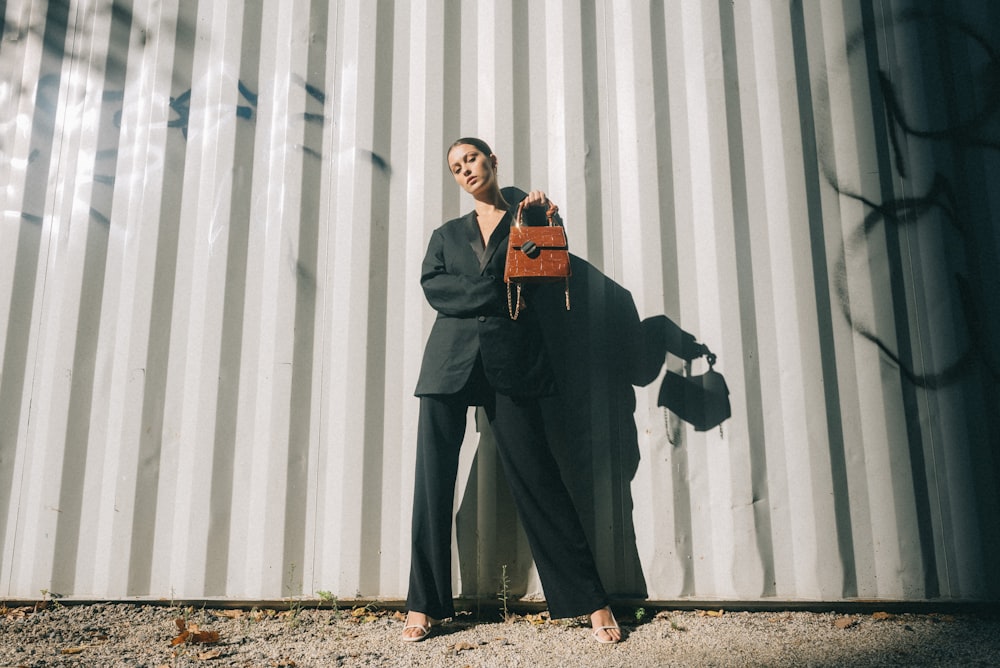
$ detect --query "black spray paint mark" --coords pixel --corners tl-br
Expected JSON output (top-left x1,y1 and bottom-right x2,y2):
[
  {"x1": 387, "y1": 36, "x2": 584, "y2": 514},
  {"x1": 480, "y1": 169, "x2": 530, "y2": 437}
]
[
  {"x1": 826, "y1": 9, "x2": 1000, "y2": 389},
  {"x1": 830, "y1": 175, "x2": 977, "y2": 389},
  {"x1": 874, "y1": 10, "x2": 1000, "y2": 177},
  {"x1": 9, "y1": 75, "x2": 336, "y2": 226}
]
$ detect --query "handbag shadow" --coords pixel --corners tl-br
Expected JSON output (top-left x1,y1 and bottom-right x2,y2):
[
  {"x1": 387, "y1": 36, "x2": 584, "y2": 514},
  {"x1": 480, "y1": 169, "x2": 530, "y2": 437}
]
[{"x1": 657, "y1": 359, "x2": 732, "y2": 432}]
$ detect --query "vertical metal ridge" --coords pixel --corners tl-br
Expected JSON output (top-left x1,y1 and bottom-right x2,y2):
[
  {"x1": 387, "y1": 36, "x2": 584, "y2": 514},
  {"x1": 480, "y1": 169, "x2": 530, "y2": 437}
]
[
  {"x1": 717, "y1": 0, "x2": 774, "y2": 599},
  {"x1": 1, "y1": 0, "x2": 73, "y2": 599}
]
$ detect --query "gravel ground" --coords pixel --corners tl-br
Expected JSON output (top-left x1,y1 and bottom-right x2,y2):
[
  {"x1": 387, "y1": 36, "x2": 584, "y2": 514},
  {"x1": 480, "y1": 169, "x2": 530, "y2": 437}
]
[{"x1": 2, "y1": 600, "x2": 999, "y2": 667}]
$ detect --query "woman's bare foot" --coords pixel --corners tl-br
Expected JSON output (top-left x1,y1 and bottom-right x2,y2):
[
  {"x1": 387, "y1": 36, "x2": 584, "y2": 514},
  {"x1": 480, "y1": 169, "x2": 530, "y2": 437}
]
[
  {"x1": 590, "y1": 606, "x2": 621, "y2": 644},
  {"x1": 401, "y1": 611, "x2": 434, "y2": 642}
]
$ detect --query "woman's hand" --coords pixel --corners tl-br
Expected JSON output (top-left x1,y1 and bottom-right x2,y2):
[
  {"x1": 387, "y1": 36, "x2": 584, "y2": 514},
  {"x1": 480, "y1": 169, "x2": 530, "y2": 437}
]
[
  {"x1": 520, "y1": 190, "x2": 558, "y2": 225},
  {"x1": 522, "y1": 189, "x2": 553, "y2": 209}
]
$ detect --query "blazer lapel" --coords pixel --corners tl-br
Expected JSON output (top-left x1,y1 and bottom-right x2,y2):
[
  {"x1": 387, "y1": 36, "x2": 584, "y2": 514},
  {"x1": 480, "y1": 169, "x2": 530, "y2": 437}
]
[
  {"x1": 462, "y1": 211, "x2": 486, "y2": 263},
  {"x1": 479, "y1": 211, "x2": 511, "y2": 274}
]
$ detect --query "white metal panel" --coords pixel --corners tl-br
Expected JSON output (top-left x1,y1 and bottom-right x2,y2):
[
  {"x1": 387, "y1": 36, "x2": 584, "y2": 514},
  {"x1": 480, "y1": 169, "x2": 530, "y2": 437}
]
[{"x1": 1, "y1": 0, "x2": 998, "y2": 605}]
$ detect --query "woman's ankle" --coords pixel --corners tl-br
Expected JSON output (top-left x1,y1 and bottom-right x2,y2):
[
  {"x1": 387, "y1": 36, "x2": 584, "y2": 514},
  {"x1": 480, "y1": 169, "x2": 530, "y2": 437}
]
[{"x1": 405, "y1": 611, "x2": 433, "y2": 624}]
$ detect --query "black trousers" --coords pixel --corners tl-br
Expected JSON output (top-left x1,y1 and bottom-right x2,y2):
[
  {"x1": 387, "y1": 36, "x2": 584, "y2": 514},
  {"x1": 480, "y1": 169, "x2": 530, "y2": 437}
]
[{"x1": 406, "y1": 373, "x2": 608, "y2": 620}]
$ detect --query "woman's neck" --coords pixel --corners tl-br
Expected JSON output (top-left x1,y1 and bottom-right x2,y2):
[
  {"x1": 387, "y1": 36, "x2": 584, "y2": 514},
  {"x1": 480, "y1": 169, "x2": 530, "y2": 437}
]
[
  {"x1": 472, "y1": 189, "x2": 509, "y2": 246},
  {"x1": 472, "y1": 189, "x2": 509, "y2": 216}
]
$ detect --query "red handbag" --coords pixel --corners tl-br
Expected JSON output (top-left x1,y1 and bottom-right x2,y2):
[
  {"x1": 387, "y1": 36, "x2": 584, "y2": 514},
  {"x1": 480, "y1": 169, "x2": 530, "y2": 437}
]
[{"x1": 503, "y1": 200, "x2": 571, "y2": 319}]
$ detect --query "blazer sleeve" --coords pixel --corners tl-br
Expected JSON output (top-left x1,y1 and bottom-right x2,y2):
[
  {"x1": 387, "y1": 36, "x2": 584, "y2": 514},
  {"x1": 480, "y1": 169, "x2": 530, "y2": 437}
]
[{"x1": 420, "y1": 228, "x2": 506, "y2": 317}]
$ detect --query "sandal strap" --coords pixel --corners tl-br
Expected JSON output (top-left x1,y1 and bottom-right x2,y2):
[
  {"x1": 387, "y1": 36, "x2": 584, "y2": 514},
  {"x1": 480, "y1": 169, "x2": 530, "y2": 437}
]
[{"x1": 403, "y1": 624, "x2": 430, "y2": 633}]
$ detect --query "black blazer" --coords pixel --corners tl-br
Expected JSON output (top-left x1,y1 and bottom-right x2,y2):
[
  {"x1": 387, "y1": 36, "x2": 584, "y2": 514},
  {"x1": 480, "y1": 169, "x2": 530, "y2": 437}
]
[{"x1": 414, "y1": 188, "x2": 556, "y2": 398}]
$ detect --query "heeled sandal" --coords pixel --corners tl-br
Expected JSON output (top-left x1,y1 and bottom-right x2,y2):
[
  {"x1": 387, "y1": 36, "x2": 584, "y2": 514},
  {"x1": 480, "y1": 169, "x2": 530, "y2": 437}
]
[
  {"x1": 401, "y1": 622, "x2": 432, "y2": 642},
  {"x1": 401, "y1": 612, "x2": 436, "y2": 643},
  {"x1": 591, "y1": 609, "x2": 621, "y2": 644}
]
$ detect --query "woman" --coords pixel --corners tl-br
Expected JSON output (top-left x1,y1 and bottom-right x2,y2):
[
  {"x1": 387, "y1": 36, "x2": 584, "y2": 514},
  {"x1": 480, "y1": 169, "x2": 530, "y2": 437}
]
[{"x1": 402, "y1": 138, "x2": 621, "y2": 644}]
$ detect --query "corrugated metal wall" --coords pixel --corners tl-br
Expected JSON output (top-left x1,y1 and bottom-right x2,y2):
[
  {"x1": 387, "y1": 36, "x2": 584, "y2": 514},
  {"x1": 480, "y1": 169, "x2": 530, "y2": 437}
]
[{"x1": 1, "y1": 0, "x2": 998, "y2": 604}]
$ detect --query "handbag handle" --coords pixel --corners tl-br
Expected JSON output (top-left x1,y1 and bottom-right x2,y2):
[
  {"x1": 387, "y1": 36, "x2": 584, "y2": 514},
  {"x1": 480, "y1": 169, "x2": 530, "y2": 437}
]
[{"x1": 514, "y1": 199, "x2": 560, "y2": 227}]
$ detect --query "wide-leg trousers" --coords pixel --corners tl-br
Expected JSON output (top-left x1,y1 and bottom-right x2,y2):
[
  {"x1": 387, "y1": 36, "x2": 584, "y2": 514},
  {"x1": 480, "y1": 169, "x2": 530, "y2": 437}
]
[{"x1": 406, "y1": 385, "x2": 608, "y2": 620}]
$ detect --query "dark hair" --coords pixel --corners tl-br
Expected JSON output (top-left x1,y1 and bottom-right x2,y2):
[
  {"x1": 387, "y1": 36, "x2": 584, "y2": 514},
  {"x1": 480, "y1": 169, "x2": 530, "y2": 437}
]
[{"x1": 447, "y1": 137, "x2": 494, "y2": 159}]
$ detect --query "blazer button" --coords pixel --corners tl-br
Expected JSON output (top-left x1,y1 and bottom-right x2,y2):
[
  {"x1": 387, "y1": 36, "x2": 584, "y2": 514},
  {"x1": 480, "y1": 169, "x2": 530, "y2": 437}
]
[{"x1": 478, "y1": 316, "x2": 486, "y2": 322}]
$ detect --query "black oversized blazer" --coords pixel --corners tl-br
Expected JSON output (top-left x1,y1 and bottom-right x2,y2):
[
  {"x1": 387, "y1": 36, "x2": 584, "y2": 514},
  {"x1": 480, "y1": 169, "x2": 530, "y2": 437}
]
[{"x1": 414, "y1": 189, "x2": 556, "y2": 399}]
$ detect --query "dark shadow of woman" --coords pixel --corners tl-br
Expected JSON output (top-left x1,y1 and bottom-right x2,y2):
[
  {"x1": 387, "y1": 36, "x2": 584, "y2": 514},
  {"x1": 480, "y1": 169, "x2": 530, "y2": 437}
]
[{"x1": 454, "y1": 254, "x2": 706, "y2": 606}]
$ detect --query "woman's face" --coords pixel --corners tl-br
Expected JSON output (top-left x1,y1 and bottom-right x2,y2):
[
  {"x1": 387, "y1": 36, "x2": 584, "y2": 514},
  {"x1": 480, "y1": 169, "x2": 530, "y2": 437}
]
[{"x1": 447, "y1": 143, "x2": 497, "y2": 195}]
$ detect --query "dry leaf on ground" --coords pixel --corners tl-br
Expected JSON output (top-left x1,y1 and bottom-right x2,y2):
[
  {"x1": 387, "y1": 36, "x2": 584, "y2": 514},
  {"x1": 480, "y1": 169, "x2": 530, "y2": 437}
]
[
  {"x1": 197, "y1": 648, "x2": 222, "y2": 660},
  {"x1": 171, "y1": 618, "x2": 221, "y2": 645},
  {"x1": 193, "y1": 629, "x2": 221, "y2": 643},
  {"x1": 1, "y1": 606, "x2": 33, "y2": 620},
  {"x1": 523, "y1": 612, "x2": 550, "y2": 624}
]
